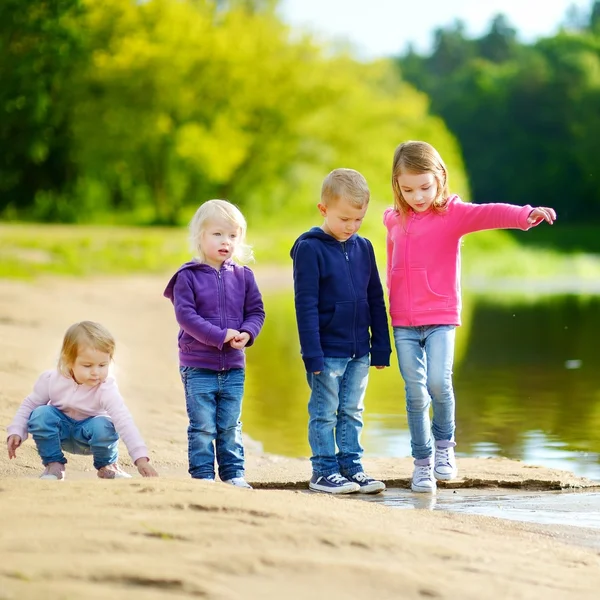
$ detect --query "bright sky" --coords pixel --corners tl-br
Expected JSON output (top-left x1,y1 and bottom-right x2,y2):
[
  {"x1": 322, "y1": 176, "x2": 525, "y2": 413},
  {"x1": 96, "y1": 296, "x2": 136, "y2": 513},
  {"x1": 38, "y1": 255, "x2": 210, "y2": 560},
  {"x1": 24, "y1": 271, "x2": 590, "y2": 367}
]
[{"x1": 279, "y1": 0, "x2": 593, "y2": 58}]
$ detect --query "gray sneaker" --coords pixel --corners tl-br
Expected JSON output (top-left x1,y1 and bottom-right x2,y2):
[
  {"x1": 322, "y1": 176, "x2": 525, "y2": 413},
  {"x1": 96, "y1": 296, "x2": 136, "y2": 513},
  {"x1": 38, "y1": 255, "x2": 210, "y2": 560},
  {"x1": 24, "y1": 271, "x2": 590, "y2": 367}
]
[
  {"x1": 411, "y1": 461, "x2": 436, "y2": 494},
  {"x1": 434, "y1": 442, "x2": 458, "y2": 481},
  {"x1": 224, "y1": 477, "x2": 253, "y2": 489}
]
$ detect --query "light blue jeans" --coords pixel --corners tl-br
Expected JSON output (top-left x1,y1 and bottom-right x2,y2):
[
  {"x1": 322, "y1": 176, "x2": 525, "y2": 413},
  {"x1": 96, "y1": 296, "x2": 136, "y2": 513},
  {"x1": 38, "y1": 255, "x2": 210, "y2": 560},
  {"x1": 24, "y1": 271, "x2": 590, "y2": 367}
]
[
  {"x1": 180, "y1": 366, "x2": 245, "y2": 481},
  {"x1": 306, "y1": 354, "x2": 370, "y2": 477},
  {"x1": 28, "y1": 405, "x2": 119, "y2": 469},
  {"x1": 393, "y1": 325, "x2": 456, "y2": 460}
]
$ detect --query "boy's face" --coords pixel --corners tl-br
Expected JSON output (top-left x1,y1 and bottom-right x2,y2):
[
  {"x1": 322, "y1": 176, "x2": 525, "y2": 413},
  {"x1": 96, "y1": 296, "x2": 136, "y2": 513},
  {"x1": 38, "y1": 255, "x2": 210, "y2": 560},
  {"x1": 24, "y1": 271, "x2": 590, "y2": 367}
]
[{"x1": 318, "y1": 197, "x2": 368, "y2": 242}]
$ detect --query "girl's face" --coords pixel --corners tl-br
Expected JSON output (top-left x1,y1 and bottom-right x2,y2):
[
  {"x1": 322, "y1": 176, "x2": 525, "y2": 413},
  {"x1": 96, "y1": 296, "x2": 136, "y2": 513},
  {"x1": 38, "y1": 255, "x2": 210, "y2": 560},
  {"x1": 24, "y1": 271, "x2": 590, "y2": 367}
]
[
  {"x1": 71, "y1": 346, "x2": 110, "y2": 387},
  {"x1": 201, "y1": 218, "x2": 241, "y2": 269},
  {"x1": 396, "y1": 172, "x2": 438, "y2": 213}
]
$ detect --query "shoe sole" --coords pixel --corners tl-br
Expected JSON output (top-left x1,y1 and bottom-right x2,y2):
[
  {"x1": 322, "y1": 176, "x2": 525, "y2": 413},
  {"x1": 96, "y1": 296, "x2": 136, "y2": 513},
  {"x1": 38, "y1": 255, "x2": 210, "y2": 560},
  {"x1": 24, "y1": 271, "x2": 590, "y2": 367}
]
[
  {"x1": 434, "y1": 469, "x2": 458, "y2": 481},
  {"x1": 40, "y1": 475, "x2": 64, "y2": 480},
  {"x1": 411, "y1": 483, "x2": 436, "y2": 493},
  {"x1": 357, "y1": 482, "x2": 386, "y2": 494},
  {"x1": 309, "y1": 483, "x2": 359, "y2": 494}
]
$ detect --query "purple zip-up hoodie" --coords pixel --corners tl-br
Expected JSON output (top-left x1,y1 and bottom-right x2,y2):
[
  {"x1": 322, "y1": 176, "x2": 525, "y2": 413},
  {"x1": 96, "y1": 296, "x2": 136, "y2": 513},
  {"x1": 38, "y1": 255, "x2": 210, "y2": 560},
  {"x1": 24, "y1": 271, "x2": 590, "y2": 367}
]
[{"x1": 164, "y1": 260, "x2": 265, "y2": 371}]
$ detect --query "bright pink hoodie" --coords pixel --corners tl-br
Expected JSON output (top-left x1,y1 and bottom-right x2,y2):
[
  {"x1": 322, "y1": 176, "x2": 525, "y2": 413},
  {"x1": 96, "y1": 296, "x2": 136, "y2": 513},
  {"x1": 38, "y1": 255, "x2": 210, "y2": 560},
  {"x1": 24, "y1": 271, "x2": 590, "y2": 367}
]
[{"x1": 384, "y1": 195, "x2": 534, "y2": 327}]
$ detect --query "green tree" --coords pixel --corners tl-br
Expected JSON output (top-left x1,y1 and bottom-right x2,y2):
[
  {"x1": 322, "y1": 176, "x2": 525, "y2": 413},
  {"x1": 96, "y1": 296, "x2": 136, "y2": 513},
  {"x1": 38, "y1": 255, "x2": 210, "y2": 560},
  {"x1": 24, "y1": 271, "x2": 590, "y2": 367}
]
[{"x1": 0, "y1": 0, "x2": 86, "y2": 217}]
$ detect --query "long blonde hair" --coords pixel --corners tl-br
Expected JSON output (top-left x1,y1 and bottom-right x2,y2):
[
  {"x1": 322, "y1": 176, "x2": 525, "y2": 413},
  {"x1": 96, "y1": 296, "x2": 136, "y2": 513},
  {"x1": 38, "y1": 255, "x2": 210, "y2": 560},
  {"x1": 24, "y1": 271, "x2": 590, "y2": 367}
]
[
  {"x1": 391, "y1": 141, "x2": 450, "y2": 218},
  {"x1": 189, "y1": 199, "x2": 253, "y2": 264},
  {"x1": 58, "y1": 321, "x2": 115, "y2": 378}
]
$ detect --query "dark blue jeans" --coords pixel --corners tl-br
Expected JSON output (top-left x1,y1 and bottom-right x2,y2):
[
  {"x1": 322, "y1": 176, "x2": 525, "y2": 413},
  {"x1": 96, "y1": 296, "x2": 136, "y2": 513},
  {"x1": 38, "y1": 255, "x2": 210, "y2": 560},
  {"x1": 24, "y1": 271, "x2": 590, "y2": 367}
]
[
  {"x1": 27, "y1": 405, "x2": 119, "y2": 469},
  {"x1": 180, "y1": 366, "x2": 246, "y2": 481}
]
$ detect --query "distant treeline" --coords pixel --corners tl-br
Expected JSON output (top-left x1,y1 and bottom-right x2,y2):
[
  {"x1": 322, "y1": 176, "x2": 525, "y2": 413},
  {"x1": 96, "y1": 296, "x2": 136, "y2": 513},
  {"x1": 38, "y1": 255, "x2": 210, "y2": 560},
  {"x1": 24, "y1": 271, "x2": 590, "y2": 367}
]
[
  {"x1": 2, "y1": 1, "x2": 599, "y2": 225},
  {"x1": 397, "y1": 1, "x2": 600, "y2": 223}
]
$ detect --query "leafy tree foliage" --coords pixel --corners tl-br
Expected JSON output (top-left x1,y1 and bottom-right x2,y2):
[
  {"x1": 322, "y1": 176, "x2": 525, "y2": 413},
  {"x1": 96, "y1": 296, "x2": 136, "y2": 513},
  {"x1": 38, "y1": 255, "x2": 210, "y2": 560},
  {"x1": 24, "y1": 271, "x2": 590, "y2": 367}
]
[{"x1": 397, "y1": 1, "x2": 600, "y2": 223}]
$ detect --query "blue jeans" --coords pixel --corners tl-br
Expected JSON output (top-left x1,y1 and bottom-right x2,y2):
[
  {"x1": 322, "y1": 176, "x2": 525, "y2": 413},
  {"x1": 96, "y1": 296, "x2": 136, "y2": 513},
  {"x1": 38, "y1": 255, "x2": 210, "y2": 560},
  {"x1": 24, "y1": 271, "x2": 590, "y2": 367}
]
[
  {"x1": 180, "y1": 366, "x2": 245, "y2": 481},
  {"x1": 306, "y1": 354, "x2": 370, "y2": 477},
  {"x1": 393, "y1": 325, "x2": 456, "y2": 460},
  {"x1": 27, "y1": 405, "x2": 119, "y2": 469}
]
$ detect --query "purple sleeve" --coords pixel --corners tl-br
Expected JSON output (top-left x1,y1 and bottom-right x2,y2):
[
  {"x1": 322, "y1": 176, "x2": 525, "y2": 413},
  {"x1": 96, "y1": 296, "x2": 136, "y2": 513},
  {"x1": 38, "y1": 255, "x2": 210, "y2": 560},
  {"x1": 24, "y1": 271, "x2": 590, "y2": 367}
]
[
  {"x1": 239, "y1": 267, "x2": 265, "y2": 347},
  {"x1": 172, "y1": 271, "x2": 227, "y2": 350}
]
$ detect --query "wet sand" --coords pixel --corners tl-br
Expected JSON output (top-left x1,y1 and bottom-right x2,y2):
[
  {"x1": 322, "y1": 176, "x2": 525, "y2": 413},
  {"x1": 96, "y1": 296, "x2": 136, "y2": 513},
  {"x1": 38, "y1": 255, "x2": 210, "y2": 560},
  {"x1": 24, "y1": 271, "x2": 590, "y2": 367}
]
[{"x1": 1, "y1": 274, "x2": 600, "y2": 599}]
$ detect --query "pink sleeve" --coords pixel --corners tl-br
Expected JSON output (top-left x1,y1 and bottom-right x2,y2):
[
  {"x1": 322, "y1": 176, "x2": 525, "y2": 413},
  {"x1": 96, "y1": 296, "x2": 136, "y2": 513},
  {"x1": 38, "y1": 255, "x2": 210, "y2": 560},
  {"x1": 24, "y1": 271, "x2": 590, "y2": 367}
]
[
  {"x1": 383, "y1": 208, "x2": 395, "y2": 291},
  {"x1": 6, "y1": 371, "x2": 53, "y2": 442},
  {"x1": 100, "y1": 379, "x2": 149, "y2": 463},
  {"x1": 450, "y1": 196, "x2": 533, "y2": 236}
]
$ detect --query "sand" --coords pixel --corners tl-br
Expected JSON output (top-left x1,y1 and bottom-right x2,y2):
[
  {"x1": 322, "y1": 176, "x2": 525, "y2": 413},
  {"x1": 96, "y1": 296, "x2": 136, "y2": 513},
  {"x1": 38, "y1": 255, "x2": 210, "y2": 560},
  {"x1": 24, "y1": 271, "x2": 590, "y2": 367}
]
[{"x1": 1, "y1": 274, "x2": 599, "y2": 600}]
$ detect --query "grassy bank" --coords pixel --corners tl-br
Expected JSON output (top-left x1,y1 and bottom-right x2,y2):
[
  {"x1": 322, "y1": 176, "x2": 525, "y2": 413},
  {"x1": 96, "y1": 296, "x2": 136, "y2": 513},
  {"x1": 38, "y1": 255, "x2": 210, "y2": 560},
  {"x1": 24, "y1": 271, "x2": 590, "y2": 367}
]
[{"x1": 1, "y1": 219, "x2": 599, "y2": 284}]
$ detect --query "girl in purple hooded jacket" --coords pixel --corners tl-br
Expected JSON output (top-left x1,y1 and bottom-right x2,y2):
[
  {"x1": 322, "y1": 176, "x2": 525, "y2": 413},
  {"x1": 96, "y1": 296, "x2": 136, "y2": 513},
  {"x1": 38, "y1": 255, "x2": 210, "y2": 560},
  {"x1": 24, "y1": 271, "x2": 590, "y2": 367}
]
[{"x1": 164, "y1": 200, "x2": 265, "y2": 488}]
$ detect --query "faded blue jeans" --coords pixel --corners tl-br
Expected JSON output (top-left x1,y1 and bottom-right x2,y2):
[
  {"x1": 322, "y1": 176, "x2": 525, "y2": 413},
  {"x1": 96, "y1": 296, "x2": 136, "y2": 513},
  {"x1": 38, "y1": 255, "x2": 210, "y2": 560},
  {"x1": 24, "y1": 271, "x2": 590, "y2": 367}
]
[
  {"x1": 180, "y1": 366, "x2": 245, "y2": 481},
  {"x1": 28, "y1": 405, "x2": 119, "y2": 469},
  {"x1": 306, "y1": 354, "x2": 370, "y2": 478},
  {"x1": 393, "y1": 325, "x2": 456, "y2": 460}
]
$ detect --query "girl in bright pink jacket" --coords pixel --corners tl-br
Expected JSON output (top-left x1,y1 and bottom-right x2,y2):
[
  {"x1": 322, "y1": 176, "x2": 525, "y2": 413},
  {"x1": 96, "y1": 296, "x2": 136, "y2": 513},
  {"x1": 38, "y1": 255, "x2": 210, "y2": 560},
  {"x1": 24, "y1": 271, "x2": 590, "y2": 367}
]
[{"x1": 384, "y1": 140, "x2": 556, "y2": 494}]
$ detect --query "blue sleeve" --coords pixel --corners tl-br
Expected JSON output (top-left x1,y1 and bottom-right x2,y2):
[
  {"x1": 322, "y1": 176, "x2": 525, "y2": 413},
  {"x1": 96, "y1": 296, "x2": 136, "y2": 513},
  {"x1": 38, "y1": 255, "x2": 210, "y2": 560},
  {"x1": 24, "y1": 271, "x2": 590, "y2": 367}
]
[{"x1": 292, "y1": 241, "x2": 324, "y2": 373}]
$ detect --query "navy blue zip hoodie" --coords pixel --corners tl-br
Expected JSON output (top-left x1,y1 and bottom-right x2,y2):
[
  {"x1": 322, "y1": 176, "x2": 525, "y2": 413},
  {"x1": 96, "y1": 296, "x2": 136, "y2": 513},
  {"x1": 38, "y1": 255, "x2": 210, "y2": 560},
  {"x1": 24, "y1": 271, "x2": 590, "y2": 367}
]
[{"x1": 290, "y1": 227, "x2": 391, "y2": 373}]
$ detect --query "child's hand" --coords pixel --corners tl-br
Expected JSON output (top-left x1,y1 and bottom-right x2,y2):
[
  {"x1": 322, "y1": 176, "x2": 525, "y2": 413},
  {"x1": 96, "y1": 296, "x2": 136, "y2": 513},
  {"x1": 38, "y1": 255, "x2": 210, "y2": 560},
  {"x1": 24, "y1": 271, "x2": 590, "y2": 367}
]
[
  {"x1": 230, "y1": 331, "x2": 250, "y2": 349},
  {"x1": 528, "y1": 207, "x2": 556, "y2": 225},
  {"x1": 374, "y1": 365, "x2": 387, "y2": 370},
  {"x1": 224, "y1": 328, "x2": 241, "y2": 343},
  {"x1": 135, "y1": 457, "x2": 158, "y2": 477},
  {"x1": 7, "y1": 435, "x2": 21, "y2": 459}
]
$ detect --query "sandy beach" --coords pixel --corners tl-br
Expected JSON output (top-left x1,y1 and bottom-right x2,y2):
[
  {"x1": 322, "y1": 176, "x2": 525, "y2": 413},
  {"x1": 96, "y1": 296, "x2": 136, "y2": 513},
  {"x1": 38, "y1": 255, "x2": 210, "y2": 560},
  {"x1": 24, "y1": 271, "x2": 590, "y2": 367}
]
[{"x1": 1, "y1": 274, "x2": 600, "y2": 600}]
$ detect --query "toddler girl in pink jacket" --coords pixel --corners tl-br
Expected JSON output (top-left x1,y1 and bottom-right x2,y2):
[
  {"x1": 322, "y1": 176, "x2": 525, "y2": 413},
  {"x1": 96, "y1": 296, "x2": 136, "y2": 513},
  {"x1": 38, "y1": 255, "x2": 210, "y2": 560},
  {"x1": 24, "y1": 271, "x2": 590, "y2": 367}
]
[
  {"x1": 6, "y1": 321, "x2": 158, "y2": 480},
  {"x1": 384, "y1": 140, "x2": 556, "y2": 493}
]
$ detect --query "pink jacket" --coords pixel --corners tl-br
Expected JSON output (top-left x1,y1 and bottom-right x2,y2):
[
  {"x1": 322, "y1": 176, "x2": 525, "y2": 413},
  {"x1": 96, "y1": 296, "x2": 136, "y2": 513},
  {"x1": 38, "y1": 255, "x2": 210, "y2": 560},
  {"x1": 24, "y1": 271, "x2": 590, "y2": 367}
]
[
  {"x1": 6, "y1": 370, "x2": 149, "y2": 463},
  {"x1": 384, "y1": 195, "x2": 534, "y2": 327}
]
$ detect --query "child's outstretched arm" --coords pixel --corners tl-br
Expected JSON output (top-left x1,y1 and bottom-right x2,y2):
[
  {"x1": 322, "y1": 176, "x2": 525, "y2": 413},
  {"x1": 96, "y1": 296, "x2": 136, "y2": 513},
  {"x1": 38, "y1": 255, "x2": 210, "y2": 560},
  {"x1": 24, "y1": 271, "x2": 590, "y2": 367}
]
[{"x1": 7, "y1": 434, "x2": 21, "y2": 459}]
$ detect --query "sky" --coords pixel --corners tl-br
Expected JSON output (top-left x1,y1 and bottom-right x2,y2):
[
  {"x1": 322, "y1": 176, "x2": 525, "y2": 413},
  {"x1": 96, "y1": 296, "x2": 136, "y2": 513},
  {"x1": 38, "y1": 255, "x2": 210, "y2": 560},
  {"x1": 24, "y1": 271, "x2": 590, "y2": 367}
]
[{"x1": 279, "y1": 0, "x2": 593, "y2": 59}]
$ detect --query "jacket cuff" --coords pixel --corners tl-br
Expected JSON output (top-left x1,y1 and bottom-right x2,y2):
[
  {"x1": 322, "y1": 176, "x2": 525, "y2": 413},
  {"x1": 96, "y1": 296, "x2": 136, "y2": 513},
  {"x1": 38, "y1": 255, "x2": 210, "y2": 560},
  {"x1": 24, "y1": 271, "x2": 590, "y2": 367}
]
[
  {"x1": 303, "y1": 356, "x2": 324, "y2": 373},
  {"x1": 370, "y1": 350, "x2": 391, "y2": 367}
]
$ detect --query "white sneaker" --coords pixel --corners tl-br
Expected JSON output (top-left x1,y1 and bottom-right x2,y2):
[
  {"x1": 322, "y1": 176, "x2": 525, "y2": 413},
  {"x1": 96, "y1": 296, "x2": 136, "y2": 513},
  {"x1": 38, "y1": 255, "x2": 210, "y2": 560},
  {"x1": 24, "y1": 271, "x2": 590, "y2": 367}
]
[
  {"x1": 224, "y1": 477, "x2": 253, "y2": 489},
  {"x1": 411, "y1": 462, "x2": 436, "y2": 493},
  {"x1": 434, "y1": 443, "x2": 458, "y2": 481}
]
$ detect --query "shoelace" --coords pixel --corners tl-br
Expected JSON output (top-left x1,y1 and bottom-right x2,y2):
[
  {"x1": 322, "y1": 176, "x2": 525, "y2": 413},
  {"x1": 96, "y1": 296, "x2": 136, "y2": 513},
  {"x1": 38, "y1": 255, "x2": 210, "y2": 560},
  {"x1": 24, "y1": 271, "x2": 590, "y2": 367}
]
[
  {"x1": 435, "y1": 447, "x2": 452, "y2": 467},
  {"x1": 327, "y1": 473, "x2": 347, "y2": 484},
  {"x1": 414, "y1": 465, "x2": 433, "y2": 482}
]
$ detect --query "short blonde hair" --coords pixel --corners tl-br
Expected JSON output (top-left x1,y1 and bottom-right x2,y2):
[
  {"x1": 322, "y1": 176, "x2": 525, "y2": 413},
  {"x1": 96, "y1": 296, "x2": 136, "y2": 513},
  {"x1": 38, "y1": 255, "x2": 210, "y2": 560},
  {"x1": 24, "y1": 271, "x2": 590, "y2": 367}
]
[
  {"x1": 391, "y1": 141, "x2": 450, "y2": 217},
  {"x1": 321, "y1": 168, "x2": 370, "y2": 208},
  {"x1": 189, "y1": 199, "x2": 253, "y2": 264},
  {"x1": 58, "y1": 321, "x2": 115, "y2": 378}
]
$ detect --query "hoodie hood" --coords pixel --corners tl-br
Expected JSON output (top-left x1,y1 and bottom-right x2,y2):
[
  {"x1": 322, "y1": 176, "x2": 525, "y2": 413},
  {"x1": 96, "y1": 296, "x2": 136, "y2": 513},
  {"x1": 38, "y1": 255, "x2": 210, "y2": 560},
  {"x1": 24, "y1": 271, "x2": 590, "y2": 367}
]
[
  {"x1": 290, "y1": 227, "x2": 355, "y2": 260},
  {"x1": 163, "y1": 260, "x2": 233, "y2": 300}
]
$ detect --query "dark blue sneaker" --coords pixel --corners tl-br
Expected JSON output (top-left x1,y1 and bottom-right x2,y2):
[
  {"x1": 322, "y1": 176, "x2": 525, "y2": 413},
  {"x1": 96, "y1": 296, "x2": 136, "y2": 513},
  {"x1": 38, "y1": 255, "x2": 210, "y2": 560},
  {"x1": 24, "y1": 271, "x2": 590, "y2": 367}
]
[
  {"x1": 309, "y1": 472, "x2": 360, "y2": 494},
  {"x1": 347, "y1": 472, "x2": 386, "y2": 494}
]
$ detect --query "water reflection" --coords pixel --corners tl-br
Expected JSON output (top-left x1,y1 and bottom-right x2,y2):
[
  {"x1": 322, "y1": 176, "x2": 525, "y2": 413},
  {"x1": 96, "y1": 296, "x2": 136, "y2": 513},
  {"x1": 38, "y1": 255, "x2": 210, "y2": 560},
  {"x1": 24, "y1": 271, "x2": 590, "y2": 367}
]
[{"x1": 243, "y1": 292, "x2": 600, "y2": 480}]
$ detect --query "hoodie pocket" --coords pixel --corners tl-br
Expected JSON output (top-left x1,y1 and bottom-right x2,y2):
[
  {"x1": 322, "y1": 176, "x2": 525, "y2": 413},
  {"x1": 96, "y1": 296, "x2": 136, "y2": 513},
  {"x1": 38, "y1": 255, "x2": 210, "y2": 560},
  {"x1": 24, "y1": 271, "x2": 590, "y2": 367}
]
[
  {"x1": 321, "y1": 301, "x2": 354, "y2": 343},
  {"x1": 410, "y1": 269, "x2": 449, "y2": 312}
]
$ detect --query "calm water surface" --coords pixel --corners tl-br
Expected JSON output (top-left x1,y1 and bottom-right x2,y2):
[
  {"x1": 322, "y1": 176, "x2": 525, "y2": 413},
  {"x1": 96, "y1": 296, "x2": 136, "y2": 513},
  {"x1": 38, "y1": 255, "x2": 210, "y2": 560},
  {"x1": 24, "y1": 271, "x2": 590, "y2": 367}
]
[{"x1": 243, "y1": 292, "x2": 600, "y2": 481}]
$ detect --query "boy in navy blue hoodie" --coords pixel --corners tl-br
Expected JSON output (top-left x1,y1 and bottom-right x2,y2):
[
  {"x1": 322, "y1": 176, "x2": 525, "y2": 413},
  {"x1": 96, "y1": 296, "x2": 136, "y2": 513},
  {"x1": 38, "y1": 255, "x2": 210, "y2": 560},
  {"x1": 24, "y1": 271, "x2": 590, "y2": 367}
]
[{"x1": 290, "y1": 168, "x2": 391, "y2": 494}]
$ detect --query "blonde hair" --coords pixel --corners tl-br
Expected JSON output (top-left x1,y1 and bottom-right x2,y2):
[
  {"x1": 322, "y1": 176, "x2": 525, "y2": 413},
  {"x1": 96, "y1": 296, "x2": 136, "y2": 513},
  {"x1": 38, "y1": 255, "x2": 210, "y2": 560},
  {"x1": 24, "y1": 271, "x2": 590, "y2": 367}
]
[
  {"x1": 391, "y1": 141, "x2": 450, "y2": 217},
  {"x1": 321, "y1": 168, "x2": 370, "y2": 208},
  {"x1": 58, "y1": 321, "x2": 115, "y2": 378},
  {"x1": 189, "y1": 199, "x2": 253, "y2": 264}
]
